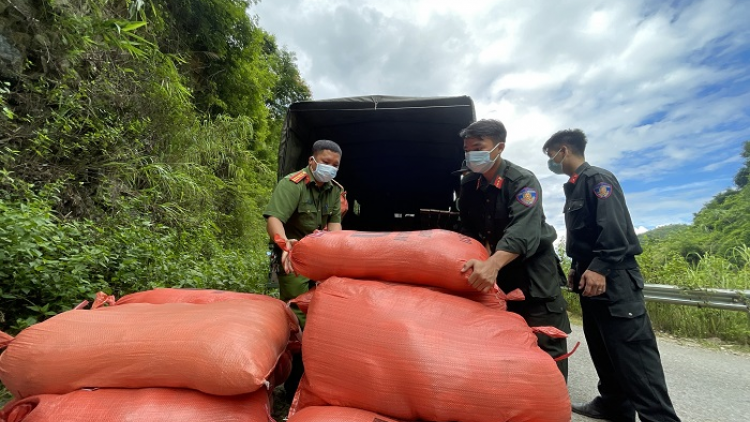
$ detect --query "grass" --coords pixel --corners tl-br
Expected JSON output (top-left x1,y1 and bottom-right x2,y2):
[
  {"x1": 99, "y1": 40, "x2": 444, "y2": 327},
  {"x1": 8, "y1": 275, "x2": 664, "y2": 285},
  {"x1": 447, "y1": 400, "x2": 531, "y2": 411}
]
[
  {"x1": 640, "y1": 248, "x2": 750, "y2": 345},
  {"x1": 563, "y1": 287, "x2": 750, "y2": 346},
  {"x1": 0, "y1": 385, "x2": 10, "y2": 408},
  {"x1": 560, "y1": 245, "x2": 750, "y2": 346}
]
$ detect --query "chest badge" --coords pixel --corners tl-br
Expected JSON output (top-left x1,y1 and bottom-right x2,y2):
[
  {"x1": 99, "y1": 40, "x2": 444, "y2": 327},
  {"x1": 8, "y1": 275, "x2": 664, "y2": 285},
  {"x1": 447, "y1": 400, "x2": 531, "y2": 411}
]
[
  {"x1": 516, "y1": 187, "x2": 538, "y2": 207},
  {"x1": 594, "y1": 182, "x2": 613, "y2": 199}
]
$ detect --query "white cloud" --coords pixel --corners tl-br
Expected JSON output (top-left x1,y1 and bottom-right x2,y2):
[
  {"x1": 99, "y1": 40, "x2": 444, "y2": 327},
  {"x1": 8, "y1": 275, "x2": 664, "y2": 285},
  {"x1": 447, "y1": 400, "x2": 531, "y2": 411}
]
[
  {"x1": 703, "y1": 155, "x2": 743, "y2": 172},
  {"x1": 253, "y1": 0, "x2": 750, "y2": 234},
  {"x1": 635, "y1": 226, "x2": 650, "y2": 235}
]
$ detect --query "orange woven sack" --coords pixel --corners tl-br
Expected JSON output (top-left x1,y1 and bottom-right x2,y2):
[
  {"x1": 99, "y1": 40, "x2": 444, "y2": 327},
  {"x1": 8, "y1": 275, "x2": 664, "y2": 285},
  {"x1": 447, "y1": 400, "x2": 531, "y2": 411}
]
[
  {"x1": 0, "y1": 301, "x2": 292, "y2": 398},
  {"x1": 117, "y1": 287, "x2": 282, "y2": 306},
  {"x1": 113, "y1": 288, "x2": 301, "y2": 333},
  {"x1": 289, "y1": 277, "x2": 570, "y2": 422},
  {"x1": 268, "y1": 350, "x2": 294, "y2": 389},
  {"x1": 290, "y1": 284, "x2": 523, "y2": 314},
  {"x1": 0, "y1": 388, "x2": 273, "y2": 422},
  {"x1": 278, "y1": 229, "x2": 488, "y2": 292},
  {"x1": 288, "y1": 406, "x2": 401, "y2": 422}
]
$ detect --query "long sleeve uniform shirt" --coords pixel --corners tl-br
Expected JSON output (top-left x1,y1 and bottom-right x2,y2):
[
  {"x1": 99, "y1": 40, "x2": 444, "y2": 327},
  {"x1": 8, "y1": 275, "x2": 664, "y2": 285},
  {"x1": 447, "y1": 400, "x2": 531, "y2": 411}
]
[
  {"x1": 563, "y1": 162, "x2": 642, "y2": 275},
  {"x1": 459, "y1": 159, "x2": 563, "y2": 299}
]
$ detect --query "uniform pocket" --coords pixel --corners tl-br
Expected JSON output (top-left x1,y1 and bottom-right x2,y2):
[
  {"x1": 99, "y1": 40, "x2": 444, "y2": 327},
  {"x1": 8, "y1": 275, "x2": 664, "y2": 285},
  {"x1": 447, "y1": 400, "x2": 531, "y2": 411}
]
[
  {"x1": 296, "y1": 201, "x2": 320, "y2": 230},
  {"x1": 564, "y1": 198, "x2": 586, "y2": 230},
  {"x1": 565, "y1": 198, "x2": 584, "y2": 212},
  {"x1": 545, "y1": 297, "x2": 567, "y2": 314},
  {"x1": 626, "y1": 268, "x2": 645, "y2": 289},
  {"x1": 607, "y1": 300, "x2": 654, "y2": 343},
  {"x1": 608, "y1": 301, "x2": 645, "y2": 319}
]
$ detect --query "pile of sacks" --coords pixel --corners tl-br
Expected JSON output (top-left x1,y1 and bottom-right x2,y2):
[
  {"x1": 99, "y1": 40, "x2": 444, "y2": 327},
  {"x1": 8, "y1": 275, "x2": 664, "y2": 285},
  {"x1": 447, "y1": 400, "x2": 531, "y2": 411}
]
[
  {"x1": 0, "y1": 289, "x2": 299, "y2": 422},
  {"x1": 279, "y1": 229, "x2": 571, "y2": 422}
]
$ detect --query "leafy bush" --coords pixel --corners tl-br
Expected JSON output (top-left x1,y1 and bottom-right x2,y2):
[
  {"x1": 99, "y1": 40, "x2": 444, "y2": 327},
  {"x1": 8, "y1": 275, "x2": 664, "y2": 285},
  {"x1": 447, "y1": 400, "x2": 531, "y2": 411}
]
[
  {"x1": 0, "y1": 174, "x2": 269, "y2": 335},
  {"x1": 0, "y1": 0, "x2": 311, "y2": 337}
]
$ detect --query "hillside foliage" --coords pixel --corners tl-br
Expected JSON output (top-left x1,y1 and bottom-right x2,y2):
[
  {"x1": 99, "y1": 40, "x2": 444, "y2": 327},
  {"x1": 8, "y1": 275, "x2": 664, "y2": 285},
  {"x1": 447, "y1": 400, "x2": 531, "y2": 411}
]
[
  {"x1": 0, "y1": 0, "x2": 310, "y2": 333},
  {"x1": 640, "y1": 141, "x2": 750, "y2": 268}
]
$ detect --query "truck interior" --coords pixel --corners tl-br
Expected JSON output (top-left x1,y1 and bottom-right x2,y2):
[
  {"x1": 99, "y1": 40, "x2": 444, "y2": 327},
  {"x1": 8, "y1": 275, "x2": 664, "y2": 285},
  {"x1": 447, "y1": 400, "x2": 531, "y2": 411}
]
[{"x1": 278, "y1": 95, "x2": 476, "y2": 232}]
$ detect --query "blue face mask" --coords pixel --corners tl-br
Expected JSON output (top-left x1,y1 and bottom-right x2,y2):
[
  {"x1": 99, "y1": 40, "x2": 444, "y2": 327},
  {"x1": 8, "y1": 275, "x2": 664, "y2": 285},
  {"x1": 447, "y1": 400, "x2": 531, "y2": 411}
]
[
  {"x1": 465, "y1": 143, "x2": 500, "y2": 174},
  {"x1": 547, "y1": 149, "x2": 565, "y2": 175},
  {"x1": 312, "y1": 157, "x2": 338, "y2": 183}
]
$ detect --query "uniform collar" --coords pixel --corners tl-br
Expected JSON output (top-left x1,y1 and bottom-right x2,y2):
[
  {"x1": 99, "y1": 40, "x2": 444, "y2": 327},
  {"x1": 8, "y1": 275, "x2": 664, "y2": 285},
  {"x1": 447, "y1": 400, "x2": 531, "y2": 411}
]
[
  {"x1": 568, "y1": 162, "x2": 590, "y2": 184},
  {"x1": 477, "y1": 159, "x2": 509, "y2": 190}
]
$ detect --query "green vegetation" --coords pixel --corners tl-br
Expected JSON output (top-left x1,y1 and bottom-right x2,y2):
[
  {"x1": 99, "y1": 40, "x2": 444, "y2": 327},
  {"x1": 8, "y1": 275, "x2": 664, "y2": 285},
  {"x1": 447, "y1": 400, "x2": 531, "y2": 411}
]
[
  {"x1": 0, "y1": 0, "x2": 310, "y2": 334},
  {"x1": 564, "y1": 141, "x2": 750, "y2": 345},
  {"x1": 651, "y1": 141, "x2": 750, "y2": 264}
]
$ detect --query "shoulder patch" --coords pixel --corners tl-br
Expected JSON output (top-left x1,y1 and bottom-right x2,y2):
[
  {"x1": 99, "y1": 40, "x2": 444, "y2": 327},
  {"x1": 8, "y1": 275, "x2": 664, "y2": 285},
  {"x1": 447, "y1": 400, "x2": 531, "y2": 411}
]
[
  {"x1": 516, "y1": 187, "x2": 538, "y2": 207},
  {"x1": 594, "y1": 182, "x2": 612, "y2": 199},
  {"x1": 289, "y1": 171, "x2": 310, "y2": 184}
]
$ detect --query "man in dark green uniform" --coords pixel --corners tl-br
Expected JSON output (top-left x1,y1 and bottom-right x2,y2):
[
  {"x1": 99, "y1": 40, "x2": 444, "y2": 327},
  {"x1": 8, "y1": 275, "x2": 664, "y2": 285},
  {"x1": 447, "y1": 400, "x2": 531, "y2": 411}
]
[
  {"x1": 543, "y1": 129, "x2": 681, "y2": 422},
  {"x1": 264, "y1": 139, "x2": 343, "y2": 401},
  {"x1": 458, "y1": 119, "x2": 571, "y2": 380}
]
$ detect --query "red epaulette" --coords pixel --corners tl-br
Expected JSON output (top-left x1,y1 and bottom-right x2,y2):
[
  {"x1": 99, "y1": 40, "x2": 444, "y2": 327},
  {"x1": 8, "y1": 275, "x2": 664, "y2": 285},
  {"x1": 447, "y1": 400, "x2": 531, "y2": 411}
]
[
  {"x1": 477, "y1": 176, "x2": 504, "y2": 190},
  {"x1": 289, "y1": 170, "x2": 310, "y2": 184}
]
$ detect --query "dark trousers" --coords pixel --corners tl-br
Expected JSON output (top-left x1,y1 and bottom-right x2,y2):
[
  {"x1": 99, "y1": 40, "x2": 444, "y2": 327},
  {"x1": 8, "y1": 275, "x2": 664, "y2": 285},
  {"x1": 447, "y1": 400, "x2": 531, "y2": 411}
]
[
  {"x1": 578, "y1": 269, "x2": 681, "y2": 422},
  {"x1": 283, "y1": 351, "x2": 304, "y2": 402},
  {"x1": 507, "y1": 294, "x2": 571, "y2": 381}
]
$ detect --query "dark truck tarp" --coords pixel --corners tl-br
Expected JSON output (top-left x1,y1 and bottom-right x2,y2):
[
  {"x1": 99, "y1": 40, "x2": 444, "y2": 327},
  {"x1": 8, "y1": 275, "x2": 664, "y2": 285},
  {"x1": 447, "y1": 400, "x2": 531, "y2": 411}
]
[{"x1": 279, "y1": 95, "x2": 475, "y2": 231}]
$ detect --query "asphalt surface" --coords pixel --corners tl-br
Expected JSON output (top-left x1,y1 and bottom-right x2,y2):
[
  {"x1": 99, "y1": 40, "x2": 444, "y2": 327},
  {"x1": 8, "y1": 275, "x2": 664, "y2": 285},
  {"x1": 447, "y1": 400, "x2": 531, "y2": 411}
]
[{"x1": 567, "y1": 323, "x2": 750, "y2": 422}]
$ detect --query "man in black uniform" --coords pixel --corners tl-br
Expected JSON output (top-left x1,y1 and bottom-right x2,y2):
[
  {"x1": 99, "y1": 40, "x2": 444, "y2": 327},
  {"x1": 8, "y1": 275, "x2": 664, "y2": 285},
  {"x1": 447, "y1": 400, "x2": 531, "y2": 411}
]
[
  {"x1": 543, "y1": 129, "x2": 681, "y2": 422},
  {"x1": 458, "y1": 119, "x2": 571, "y2": 380}
]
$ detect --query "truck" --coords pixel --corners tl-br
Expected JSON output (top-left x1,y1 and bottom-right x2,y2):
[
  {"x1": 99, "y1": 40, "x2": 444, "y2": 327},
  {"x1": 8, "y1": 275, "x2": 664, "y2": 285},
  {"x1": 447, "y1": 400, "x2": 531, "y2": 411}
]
[{"x1": 276, "y1": 95, "x2": 476, "y2": 232}]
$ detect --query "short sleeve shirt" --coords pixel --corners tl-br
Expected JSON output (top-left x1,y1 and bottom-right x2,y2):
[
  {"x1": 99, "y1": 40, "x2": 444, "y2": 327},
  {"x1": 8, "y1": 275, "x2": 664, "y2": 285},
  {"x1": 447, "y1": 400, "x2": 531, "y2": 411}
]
[{"x1": 263, "y1": 167, "x2": 342, "y2": 241}]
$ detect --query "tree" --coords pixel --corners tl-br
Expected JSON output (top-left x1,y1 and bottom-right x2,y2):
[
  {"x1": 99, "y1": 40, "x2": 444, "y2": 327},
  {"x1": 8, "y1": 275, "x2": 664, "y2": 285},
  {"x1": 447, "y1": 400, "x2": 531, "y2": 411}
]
[
  {"x1": 734, "y1": 141, "x2": 750, "y2": 188},
  {"x1": 263, "y1": 32, "x2": 312, "y2": 121}
]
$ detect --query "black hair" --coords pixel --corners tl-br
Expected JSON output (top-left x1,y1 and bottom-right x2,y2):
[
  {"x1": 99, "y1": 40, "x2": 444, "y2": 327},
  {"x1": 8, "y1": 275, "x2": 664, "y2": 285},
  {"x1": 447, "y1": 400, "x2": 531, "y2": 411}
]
[
  {"x1": 459, "y1": 119, "x2": 507, "y2": 144},
  {"x1": 312, "y1": 139, "x2": 342, "y2": 156},
  {"x1": 543, "y1": 129, "x2": 587, "y2": 156}
]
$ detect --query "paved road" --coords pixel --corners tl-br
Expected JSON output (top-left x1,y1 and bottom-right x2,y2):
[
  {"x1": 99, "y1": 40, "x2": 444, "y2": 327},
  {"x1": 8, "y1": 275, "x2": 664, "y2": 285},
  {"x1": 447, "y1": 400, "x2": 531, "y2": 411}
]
[{"x1": 567, "y1": 323, "x2": 750, "y2": 422}]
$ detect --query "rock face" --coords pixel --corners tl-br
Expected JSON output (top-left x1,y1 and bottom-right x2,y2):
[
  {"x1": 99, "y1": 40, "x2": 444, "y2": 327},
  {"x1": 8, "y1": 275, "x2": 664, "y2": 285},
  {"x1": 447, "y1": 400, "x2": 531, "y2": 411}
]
[{"x1": 0, "y1": 34, "x2": 22, "y2": 76}]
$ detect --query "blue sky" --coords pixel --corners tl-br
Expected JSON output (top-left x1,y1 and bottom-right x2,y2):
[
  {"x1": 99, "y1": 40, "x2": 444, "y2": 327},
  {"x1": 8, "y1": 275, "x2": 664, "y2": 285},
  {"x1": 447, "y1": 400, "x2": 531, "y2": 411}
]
[{"x1": 253, "y1": 0, "x2": 750, "y2": 236}]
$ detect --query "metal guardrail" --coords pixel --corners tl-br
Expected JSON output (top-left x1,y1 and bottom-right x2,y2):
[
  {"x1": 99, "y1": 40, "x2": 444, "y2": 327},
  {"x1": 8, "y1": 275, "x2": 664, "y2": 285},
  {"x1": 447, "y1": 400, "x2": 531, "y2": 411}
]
[{"x1": 643, "y1": 284, "x2": 750, "y2": 313}]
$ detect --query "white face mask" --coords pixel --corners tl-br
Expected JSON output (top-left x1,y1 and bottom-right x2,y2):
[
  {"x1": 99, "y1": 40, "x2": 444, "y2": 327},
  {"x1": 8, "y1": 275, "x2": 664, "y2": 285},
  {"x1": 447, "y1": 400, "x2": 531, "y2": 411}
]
[
  {"x1": 311, "y1": 157, "x2": 338, "y2": 183},
  {"x1": 465, "y1": 143, "x2": 500, "y2": 173}
]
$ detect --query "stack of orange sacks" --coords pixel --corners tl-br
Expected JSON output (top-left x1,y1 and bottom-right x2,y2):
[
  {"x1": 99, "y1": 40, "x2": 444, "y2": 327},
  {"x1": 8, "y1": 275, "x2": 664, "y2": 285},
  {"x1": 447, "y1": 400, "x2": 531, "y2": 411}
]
[
  {"x1": 0, "y1": 289, "x2": 299, "y2": 422},
  {"x1": 279, "y1": 229, "x2": 571, "y2": 422}
]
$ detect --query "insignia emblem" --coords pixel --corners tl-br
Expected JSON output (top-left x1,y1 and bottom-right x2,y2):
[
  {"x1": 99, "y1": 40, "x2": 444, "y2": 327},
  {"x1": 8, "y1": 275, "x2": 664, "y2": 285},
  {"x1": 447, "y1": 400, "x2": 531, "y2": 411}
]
[
  {"x1": 594, "y1": 182, "x2": 612, "y2": 199},
  {"x1": 290, "y1": 170, "x2": 309, "y2": 184},
  {"x1": 516, "y1": 187, "x2": 538, "y2": 207}
]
